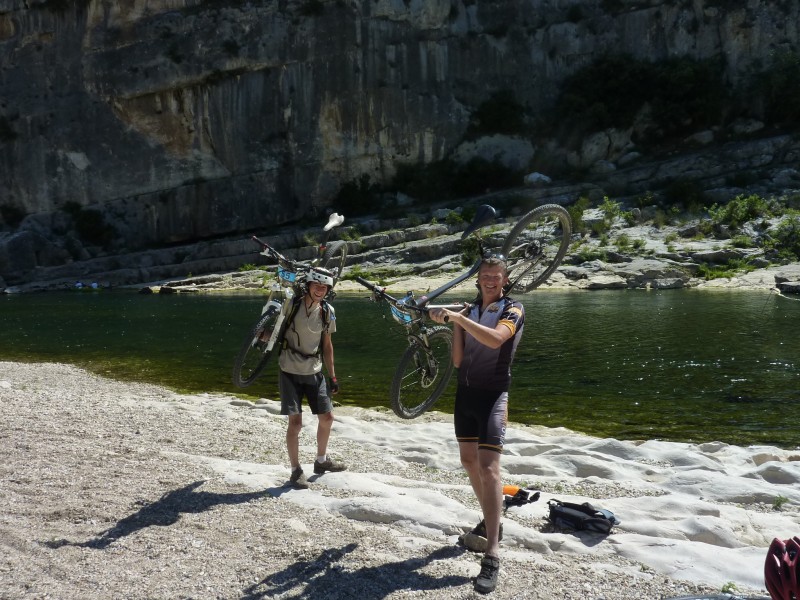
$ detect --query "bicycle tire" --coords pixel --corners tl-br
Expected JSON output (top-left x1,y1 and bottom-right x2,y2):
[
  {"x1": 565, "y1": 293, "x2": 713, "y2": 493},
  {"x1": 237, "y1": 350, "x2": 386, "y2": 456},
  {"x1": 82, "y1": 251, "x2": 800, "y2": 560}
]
[
  {"x1": 390, "y1": 326, "x2": 455, "y2": 419},
  {"x1": 320, "y1": 240, "x2": 348, "y2": 280},
  {"x1": 231, "y1": 304, "x2": 281, "y2": 388},
  {"x1": 501, "y1": 204, "x2": 572, "y2": 293}
]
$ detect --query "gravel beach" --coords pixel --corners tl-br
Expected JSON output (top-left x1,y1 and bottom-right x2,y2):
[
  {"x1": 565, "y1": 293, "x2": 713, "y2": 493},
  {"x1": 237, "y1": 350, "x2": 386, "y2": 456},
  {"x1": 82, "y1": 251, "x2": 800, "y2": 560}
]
[{"x1": 0, "y1": 361, "x2": 771, "y2": 600}]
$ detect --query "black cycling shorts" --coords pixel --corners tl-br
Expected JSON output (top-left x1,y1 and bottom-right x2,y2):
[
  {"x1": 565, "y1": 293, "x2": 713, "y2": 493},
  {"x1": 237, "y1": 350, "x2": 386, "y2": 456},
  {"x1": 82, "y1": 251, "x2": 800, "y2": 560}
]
[{"x1": 454, "y1": 385, "x2": 508, "y2": 453}]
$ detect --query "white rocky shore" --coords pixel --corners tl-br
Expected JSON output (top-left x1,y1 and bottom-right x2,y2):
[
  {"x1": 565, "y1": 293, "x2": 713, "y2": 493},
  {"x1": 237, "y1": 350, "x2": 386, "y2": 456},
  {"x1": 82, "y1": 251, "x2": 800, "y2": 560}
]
[
  {"x1": 3, "y1": 361, "x2": 794, "y2": 600},
  {"x1": 148, "y1": 260, "x2": 800, "y2": 298}
]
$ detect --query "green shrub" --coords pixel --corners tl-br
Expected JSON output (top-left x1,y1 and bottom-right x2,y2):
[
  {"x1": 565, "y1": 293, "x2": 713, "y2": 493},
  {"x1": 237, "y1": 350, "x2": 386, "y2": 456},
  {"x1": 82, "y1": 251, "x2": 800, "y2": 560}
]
[
  {"x1": 721, "y1": 582, "x2": 739, "y2": 594},
  {"x1": 697, "y1": 258, "x2": 757, "y2": 280},
  {"x1": 709, "y1": 194, "x2": 773, "y2": 229},
  {"x1": 575, "y1": 246, "x2": 607, "y2": 262},
  {"x1": 339, "y1": 227, "x2": 362, "y2": 242},
  {"x1": 568, "y1": 196, "x2": 591, "y2": 234},
  {"x1": 460, "y1": 237, "x2": 481, "y2": 266},
  {"x1": 445, "y1": 211, "x2": 464, "y2": 226},
  {"x1": 770, "y1": 215, "x2": 800, "y2": 260},
  {"x1": 773, "y1": 495, "x2": 789, "y2": 510},
  {"x1": 622, "y1": 210, "x2": 637, "y2": 226},
  {"x1": 615, "y1": 233, "x2": 631, "y2": 251},
  {"x1": 731, "y1": 234, "x2": 754, "y2": 248}
]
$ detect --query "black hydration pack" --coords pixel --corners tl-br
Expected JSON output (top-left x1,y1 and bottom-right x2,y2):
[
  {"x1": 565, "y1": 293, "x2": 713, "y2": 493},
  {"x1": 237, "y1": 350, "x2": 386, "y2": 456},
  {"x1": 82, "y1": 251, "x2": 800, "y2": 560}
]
[{"x1": 547, "y1": 499, "x2": 620, "y2": 534}]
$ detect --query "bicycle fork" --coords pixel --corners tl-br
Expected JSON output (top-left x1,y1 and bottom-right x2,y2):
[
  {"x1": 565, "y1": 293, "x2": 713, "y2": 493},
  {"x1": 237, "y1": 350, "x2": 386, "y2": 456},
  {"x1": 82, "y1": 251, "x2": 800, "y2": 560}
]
[{"x1": 409, "y1": 329, "x2": 439, "y2": 388}]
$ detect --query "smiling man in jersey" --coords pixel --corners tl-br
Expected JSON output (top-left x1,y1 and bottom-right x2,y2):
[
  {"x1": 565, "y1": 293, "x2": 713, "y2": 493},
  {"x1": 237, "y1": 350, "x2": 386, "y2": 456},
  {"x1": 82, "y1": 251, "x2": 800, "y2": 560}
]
[{"x1": 429, "y1": 255, "x2": 524, "y2": 594}]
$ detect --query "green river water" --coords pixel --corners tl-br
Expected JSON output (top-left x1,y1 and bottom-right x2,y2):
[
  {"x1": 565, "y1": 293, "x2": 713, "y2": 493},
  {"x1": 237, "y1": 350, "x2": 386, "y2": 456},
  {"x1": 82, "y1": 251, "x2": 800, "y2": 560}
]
[{"x1": 1, "y1": 288, "x2": 797, "y2": 448}]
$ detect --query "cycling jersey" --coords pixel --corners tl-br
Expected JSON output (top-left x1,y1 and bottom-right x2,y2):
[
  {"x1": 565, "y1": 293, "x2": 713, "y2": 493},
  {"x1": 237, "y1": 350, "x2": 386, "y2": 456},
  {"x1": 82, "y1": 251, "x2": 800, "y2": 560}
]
[{"x1": 456, "y1": 296, "x2": 524, "y2": 392}]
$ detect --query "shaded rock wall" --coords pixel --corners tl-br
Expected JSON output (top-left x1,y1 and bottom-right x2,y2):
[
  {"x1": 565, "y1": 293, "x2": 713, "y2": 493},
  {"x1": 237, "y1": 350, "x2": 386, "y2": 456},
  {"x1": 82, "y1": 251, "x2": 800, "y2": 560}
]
[{"x1": 0, "y1": 0, "x2": 797, "y2": 282}]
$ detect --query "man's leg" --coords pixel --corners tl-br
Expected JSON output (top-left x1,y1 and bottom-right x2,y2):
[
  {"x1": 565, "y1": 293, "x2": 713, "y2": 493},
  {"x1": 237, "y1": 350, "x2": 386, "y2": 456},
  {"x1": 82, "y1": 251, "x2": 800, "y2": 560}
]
[
  {"x1": 316, "y1": 410, "x2": 334, "y2": 458},
  {"x1": 286, "y1": 413, "x2": 303, "y2": 470},
  {"x1": 477, "y1": 448, "x2": 503, "y2": 558},
  {"x1": 459, "y1": 440, "x2": 482, "y2": 504},
  {"x1": 459, "y1": 442, "x2": 502, "y2": 555}
]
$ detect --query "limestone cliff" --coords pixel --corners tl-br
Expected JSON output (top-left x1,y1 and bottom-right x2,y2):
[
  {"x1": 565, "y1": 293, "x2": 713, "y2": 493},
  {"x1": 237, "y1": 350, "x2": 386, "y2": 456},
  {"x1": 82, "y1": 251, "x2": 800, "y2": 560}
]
[{"x1": 0, "y1": 0, "x2": 798, "y2": 285}]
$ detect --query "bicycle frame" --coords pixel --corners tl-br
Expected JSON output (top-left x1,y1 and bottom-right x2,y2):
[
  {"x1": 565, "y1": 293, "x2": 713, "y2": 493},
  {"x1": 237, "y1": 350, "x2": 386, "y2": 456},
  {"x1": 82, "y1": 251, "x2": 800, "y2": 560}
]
[{"x1": 257, "y1": 266, "x2": 299, "y2": 354}]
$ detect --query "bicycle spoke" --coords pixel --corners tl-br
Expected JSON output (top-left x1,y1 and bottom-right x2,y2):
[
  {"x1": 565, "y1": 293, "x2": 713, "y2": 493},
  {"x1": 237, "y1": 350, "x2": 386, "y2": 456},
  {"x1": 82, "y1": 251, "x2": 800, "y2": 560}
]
[
  {"x1": 390, "y1": 327, "x2": 454, "y2": 419},
  {"x1": 502, "y1": 205, "x2": 571, "y2": 293},
  {"x1": 232, "y1": 306, "x2": 280, "y2": 387}
]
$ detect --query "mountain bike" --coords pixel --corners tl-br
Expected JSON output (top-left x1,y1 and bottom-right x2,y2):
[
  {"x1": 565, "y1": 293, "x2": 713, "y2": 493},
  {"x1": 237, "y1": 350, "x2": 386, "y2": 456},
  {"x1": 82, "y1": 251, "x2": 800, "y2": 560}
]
[
  {"x1": 231, "y1": 213, "x2": 348, "y2": 388},
  {"x1": 355, "y1": 203, "x2": 572, "y2": 418}
]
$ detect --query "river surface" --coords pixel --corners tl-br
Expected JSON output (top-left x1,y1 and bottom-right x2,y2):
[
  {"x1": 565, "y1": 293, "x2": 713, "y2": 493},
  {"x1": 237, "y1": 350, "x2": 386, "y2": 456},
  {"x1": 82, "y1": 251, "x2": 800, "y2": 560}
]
[{"x1": 1, "y1": 288, "x2": 797, "y2": 448}]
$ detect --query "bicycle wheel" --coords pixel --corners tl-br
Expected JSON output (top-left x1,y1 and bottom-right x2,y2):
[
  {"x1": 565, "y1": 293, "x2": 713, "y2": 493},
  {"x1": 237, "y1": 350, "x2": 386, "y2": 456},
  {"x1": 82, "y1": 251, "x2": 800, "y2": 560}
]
[
  {"x1": 390, "y1": 326, "x2": 455, "y2": 419},
  {"x1": 320, "y1": 240, "x2": 347, "y2": 280},
  {"x1": 501, "y1": 204, "x2": 572, "y2": 293},
  {"x1": 232, "y1": 304, "x2": 281, "y2": 388}
]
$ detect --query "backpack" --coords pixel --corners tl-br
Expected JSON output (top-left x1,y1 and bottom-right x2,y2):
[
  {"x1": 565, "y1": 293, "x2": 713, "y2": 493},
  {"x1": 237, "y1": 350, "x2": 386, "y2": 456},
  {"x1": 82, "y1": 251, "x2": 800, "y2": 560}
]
[
  {"x1": 281, "y1": 298, "x2": 332, "y2": 359},
  {"x1": 547, "y1": 499, "x2": 619, "y2": 534}
]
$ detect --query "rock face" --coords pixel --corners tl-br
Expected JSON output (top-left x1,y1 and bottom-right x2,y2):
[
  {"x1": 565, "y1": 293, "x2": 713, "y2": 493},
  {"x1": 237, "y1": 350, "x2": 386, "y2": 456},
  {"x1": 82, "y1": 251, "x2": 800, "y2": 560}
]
[{"x1": 1, "y1": 0, "x2": 799, "y2": 286}]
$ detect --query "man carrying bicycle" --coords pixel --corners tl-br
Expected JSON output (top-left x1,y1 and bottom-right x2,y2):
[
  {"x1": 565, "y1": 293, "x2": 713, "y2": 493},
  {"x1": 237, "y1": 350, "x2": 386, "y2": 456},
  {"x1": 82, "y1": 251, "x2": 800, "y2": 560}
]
[
  {"x1": 429, "y1": 255, "x2": 525, "y2": 594},
  {"x1": 279, "y1": 266, "x2": 347, "y2": 489}
]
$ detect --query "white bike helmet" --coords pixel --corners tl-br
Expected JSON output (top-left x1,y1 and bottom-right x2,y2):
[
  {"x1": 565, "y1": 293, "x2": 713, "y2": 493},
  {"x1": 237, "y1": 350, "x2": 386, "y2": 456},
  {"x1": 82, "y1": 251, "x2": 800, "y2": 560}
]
[{"x1": 306, "y1": 266, "x2": 335, "y2": 288}]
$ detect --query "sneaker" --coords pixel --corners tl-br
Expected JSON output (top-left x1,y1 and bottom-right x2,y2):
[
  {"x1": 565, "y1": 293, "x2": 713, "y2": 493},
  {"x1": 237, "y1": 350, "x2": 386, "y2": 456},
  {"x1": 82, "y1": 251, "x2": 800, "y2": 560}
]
[
  {"x1": 474, "y1": 554, "x2": 500, "y2": 594},
  {"x1": 290, "y1": 467, "x2": 309, "y2": 489},
  {"x1": 313, "y1": 458, "x2": 347, "y2": 474}
]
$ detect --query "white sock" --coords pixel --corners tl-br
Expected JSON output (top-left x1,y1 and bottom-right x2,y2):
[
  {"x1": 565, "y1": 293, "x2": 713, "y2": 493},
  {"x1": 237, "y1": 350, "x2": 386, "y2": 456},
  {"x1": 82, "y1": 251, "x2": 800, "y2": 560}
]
[{"x1": 316, "y1": 455, "x2": 327, "y2": 464}]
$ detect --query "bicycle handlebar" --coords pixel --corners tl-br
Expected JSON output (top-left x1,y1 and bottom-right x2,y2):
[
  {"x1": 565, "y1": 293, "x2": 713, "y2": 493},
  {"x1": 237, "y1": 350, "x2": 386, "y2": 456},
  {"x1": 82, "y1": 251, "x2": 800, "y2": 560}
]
[
  {"x1": 354, "y1": 276, "x2": 467, "y2": 323},
  {"x1": 251, "y1": 235, "x2": 301, "y2": 272},
  {"x1": 354, "y1": 276, "x2": 402, "y2": 303}
]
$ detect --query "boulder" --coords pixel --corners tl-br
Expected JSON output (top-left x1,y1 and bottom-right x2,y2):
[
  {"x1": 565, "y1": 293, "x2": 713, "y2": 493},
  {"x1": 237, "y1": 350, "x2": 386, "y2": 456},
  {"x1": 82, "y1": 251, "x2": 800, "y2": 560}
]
[{"x1": 778, "y1": 281, "x2": 800, "y2": 294}]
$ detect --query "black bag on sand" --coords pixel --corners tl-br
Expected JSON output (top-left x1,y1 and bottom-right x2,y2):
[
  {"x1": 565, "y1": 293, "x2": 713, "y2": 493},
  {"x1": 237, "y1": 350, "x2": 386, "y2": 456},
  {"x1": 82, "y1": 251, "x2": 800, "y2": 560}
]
[{"x1": 547, "y1": 499, "x2": 620, "y2": 534}]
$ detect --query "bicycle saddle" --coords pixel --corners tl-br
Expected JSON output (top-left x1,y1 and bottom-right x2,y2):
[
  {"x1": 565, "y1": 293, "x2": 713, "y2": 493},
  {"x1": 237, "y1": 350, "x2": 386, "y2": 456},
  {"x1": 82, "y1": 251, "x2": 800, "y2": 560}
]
[{"x1": 461, "y1": 204, "x2": 497, "y2": 239}]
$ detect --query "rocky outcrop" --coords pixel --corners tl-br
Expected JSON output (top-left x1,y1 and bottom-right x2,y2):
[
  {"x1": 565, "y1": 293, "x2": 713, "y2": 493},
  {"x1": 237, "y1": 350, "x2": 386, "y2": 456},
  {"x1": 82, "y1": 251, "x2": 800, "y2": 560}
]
[{"x1": 1, "y1": 0, "x2": 799, "y2": 287}]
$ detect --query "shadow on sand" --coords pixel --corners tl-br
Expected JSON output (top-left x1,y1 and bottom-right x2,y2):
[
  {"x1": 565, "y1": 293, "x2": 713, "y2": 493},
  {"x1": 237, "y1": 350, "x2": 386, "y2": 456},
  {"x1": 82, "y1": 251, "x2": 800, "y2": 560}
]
[
  {"x1": 43, "y1": 480, "x2": 270, "y2": 550},
  {"x1": 241, "y1": 542, "x2": 472, "y2": 600}
]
